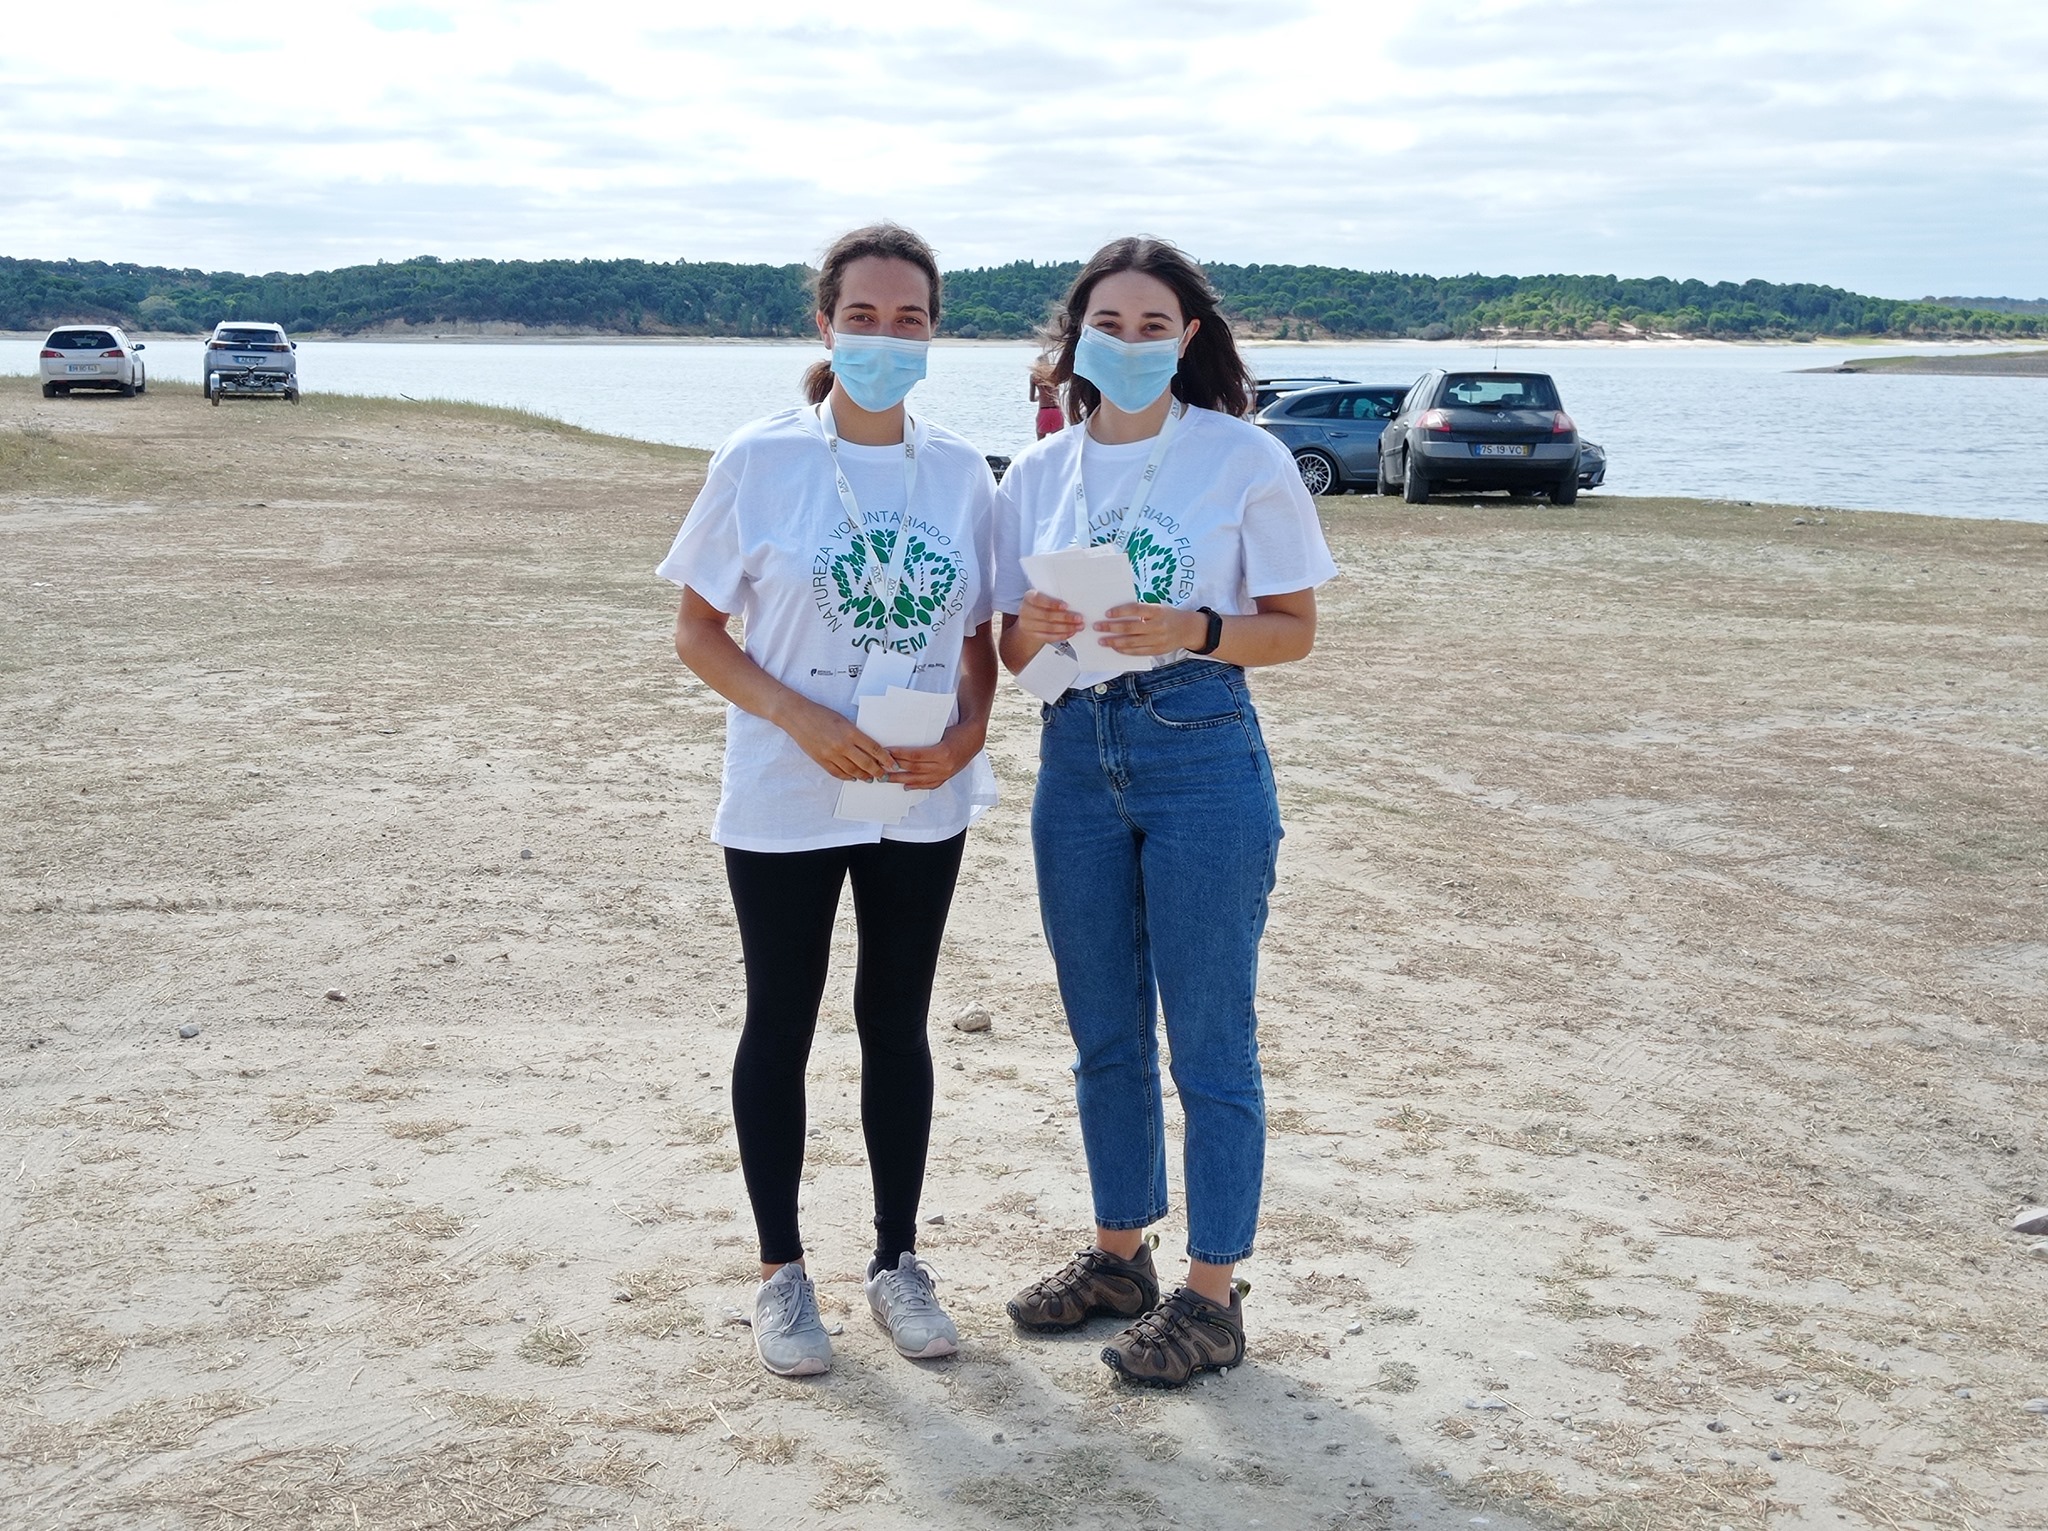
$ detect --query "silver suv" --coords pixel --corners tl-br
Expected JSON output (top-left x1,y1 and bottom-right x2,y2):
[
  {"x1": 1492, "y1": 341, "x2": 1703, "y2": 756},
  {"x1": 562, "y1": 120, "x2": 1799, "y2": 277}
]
[{"x1": 205, "y1": 322, "x2": 299, "y2": 405}]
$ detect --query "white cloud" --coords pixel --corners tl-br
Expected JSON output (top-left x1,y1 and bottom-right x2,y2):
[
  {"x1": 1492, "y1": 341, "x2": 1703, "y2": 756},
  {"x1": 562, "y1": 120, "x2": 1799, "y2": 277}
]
[{"x1": 0, "y1": 0, "x2": 2041, "y2": 296}]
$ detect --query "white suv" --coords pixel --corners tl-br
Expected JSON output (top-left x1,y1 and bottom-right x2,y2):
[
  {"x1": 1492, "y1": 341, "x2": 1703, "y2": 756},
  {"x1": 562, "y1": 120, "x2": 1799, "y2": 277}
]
[
  {"x1": 205, "y1": 322, "x2": 299, "y2": 404},
  {"x1": 39, "y1": 326, "x2": 146, "y2": 398}
]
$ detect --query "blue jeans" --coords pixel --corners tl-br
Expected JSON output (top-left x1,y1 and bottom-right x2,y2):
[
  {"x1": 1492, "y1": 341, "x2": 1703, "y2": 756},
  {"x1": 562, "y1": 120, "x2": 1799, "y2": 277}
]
[{"x1": 1031, "y1": 660, "x2": 1282, "y2": 1266}]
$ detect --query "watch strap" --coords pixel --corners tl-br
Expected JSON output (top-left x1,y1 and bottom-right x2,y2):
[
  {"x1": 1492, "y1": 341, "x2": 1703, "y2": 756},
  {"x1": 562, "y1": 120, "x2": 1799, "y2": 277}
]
[{"x1": 1193, "y1": 605, "x2": 1224, "y2": 656}]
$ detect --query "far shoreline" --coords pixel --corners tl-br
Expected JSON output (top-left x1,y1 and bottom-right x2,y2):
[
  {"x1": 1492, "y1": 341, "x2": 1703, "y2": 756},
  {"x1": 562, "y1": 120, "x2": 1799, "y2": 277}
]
[{"x1": 9, "y1": 330, "x2": 2048, "y2": 353}]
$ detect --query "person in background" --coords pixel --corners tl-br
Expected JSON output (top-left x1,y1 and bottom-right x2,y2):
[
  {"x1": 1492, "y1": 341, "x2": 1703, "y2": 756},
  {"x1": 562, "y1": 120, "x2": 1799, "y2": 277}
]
[
  {"x1": 658, "y1": 223, "x2": 998, "y2": 1379},
  {"x1": 992, "y1": 236, "x2": 1335, "y2": 1388},
  {"x1": 1032, "y1": 363, "x2": 1065, "y2": 439}
]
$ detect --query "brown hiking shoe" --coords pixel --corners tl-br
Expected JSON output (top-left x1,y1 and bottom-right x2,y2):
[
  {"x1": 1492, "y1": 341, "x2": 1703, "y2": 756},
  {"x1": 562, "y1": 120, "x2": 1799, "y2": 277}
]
[
  {"x1": 1100, "y1": 1285, "x2": 1245, "y2": 1388},
  {"x1": 1006, "y1": 1244, "x2": 1160, "y2": 1332}
]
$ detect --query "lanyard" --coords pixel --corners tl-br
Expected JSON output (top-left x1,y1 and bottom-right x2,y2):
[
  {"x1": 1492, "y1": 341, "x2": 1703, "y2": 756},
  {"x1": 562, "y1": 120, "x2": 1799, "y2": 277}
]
[
  {"x1": 1071, "y1": 399, "x2": 1184, "y2": 554},
  {"x1": 817, "y1": 400, "x2": 922, "y2": 644}
]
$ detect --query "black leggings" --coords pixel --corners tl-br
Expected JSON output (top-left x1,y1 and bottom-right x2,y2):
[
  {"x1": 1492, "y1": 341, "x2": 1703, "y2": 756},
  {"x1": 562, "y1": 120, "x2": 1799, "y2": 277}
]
[{"x1": 724, "y1": 832, "x2": 967, "y2": 1268}]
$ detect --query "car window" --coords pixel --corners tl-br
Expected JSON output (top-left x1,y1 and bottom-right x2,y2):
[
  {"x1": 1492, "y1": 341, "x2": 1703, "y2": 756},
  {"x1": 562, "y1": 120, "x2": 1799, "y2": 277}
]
[
  {"x1": 219, "y1": 328, "x2": 284, "y2": 346},
  {"x1": 48, "y1": 331, "x2": 117, "y2": 350},
  {"x1": 1335, "y1": 393, "x2": 1400, "y2": 421},
  {"x1": 1282, "y1": 391, "x2": 1340, "y2": 419},
  {"x1": 1439, "y1": 373, "x2": 1560, "y2": 409}
]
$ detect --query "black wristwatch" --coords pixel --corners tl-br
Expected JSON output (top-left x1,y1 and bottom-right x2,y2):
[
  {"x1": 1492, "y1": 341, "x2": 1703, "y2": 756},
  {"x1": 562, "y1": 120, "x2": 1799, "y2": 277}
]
[{"x1": 1193, "y1": 606, "x2": 1224, "y2": 656}]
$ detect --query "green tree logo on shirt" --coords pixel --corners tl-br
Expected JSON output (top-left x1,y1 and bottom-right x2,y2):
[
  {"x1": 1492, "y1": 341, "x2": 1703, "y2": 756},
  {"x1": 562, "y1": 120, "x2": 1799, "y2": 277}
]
[
  {"x1": 1094, "y1": 526, "x2": 1179, "y2": 605},
  {"x1": 828, "y1": 529, "x2": 963, "y2": 652}
]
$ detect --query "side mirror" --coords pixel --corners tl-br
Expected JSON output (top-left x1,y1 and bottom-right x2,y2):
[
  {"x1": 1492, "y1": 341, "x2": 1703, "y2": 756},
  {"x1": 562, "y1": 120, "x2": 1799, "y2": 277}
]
[
  {"x1": 134, "y1": 342, "x2": 146, "y2": 350},
  {"x1": 290, "y1": 342, "x2": 297, "y2": 350}
]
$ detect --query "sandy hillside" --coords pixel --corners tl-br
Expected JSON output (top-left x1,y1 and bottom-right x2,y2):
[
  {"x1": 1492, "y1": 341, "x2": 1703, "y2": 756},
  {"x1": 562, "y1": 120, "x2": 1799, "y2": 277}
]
[{"x1": 1, "y1": 382, "x2": 2044, "y2": 1531}]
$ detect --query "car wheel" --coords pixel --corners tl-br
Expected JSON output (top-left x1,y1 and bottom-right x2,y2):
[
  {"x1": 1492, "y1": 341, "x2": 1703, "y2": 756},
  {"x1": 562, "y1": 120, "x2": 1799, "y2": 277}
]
[
  {"x1": 1550, "y1": 473, "x2": 1578, "y2": 505},
  {"x1": 1293, "y1": 449, "x2": 1338, "y2": 496},
  {"x1": 1402, "y1": 450, "x2": 1431, "y2": 504},
  {"x1": 286, "y1": 387, "x2": 299, "y2": 405},
  {"x1": 42, "y1": 382, "x2": 58, "y2": 399},
  {"x1": 135, "y1": 369, "x2": 146, "y2": 396},
  {"x1": 118, "y1": 381, "x2": 137, "y2": 397},
  {"x1": 1376, "y1": 452, "x2": 1398, "y2": 495}
]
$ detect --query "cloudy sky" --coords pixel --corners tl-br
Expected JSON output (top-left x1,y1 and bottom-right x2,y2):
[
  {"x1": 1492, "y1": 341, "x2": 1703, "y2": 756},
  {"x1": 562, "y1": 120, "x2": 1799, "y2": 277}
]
[{"x1": 5, "y1": 0, "x2": 2043, "y2": 296}]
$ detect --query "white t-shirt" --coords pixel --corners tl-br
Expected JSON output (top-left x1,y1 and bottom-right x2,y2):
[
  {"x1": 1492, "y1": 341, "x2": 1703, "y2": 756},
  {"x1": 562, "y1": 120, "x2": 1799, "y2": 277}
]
[
  {"x1": 993, "y1": 405, "x2": 1339, "y2": 688},
  {"x1": 657, "y1": 406, "x2": 998, "y2": 852}
]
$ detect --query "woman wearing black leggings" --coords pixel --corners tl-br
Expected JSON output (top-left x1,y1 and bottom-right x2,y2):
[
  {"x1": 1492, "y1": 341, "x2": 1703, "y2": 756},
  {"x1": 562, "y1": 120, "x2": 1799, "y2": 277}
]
[{"x1": 658, "y1": 224, "x2": 997, "y2": 1377}]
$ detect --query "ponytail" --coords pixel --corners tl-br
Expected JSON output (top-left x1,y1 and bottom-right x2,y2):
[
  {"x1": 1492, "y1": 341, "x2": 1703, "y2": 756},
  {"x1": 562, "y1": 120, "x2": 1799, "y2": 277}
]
[{"x1": 802, "y1": 358, "x2": 834, "y2": 405}]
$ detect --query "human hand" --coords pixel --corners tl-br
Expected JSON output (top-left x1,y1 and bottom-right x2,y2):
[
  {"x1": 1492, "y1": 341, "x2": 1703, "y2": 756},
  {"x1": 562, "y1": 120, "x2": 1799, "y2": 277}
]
[
  {"x1": 1016, "y1": 590, "x2": 1083, "y2": 648},
  {"x1": 886, "y1": 720, "x2": 987, "y2": 790},
  {"x1": 781, "y1": 699, "x2": 900, "y2": 782},
  {"x1": 1096, "y1": 601, "x2": 1203, "y2": 656}
]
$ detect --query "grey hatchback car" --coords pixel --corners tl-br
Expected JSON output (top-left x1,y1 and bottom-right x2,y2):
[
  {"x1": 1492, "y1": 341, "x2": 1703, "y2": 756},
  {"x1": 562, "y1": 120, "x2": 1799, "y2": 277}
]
[
  {"x1": 1254, "y1": 382, "x2": 1411, "y2": 494},
  {"x1": 1377, "y1": 369, "x2": 1580, "y2": 503}
]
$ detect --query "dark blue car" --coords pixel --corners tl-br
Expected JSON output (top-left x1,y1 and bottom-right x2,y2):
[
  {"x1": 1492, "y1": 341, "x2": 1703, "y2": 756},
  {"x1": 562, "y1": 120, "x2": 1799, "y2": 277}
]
[{"x1": 1253, "y1": 382, "x2": 1412, "y2": 495}]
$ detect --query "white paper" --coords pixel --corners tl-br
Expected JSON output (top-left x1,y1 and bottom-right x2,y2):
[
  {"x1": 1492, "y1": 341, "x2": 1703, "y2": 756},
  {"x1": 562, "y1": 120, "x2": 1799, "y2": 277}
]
[
  {"x1": 1020, "y1": 546, "x2": 1153, "y2": 674},
  {"x1": 834, "y1": 685, "x2": 955, "y2": 823},
  {"x1": 854, "y1": 647, "x2": 917, "y2": 699},
  {"x1": 1015, "y1": 643, "x2": 1081, "y2": 703}
]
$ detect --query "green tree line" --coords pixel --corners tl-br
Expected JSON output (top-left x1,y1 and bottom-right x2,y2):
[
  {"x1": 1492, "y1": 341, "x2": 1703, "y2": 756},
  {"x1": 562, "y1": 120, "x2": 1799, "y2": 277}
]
[{"x1": 3, "y1": 254, "x2": 2036, "y2": 342}]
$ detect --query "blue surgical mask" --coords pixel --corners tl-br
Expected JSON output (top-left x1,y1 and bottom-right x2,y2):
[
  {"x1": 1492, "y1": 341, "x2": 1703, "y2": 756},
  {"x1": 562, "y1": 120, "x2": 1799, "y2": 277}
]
[
  {"x1": 830, "y1": 332, "x2": 928, "y2": 412},
  {"x1": 1073, "y1": 326, "x2": 1184, "y2": 413}
]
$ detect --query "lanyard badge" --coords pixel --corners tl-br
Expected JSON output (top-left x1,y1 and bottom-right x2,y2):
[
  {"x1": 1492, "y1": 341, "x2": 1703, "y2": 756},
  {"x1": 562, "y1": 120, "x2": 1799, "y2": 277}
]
[
  {"x1": 818, "y1": 400, "x2": 926, "y2": 695},
  {"x1": 1070, "y1": 399, "x2": 1184, "y2": 555}
]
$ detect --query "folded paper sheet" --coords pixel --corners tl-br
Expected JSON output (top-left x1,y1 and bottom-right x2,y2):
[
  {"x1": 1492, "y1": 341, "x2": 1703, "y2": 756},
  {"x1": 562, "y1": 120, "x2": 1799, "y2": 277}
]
[
  {"x1": 1014, "y1": 643, "x2": 1081, "y2": 703},
  {"x1": 834, "y1": 685, "x2": 955, "y2": 824},
  {"x1": 1018, "y1": 546, "x2": 1153, "y2": 675}
]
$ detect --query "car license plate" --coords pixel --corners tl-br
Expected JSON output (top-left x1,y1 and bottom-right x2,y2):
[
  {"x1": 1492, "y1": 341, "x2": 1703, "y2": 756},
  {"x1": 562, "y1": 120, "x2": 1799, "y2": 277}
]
[
  {"x1": 67, "y1": 364, "x2": 99, "y2": 373},
  {"x1": 1474, "y1": 443, "x2": 1530, "y2": 457},
  {"x1": 234, "y1": 354, "x2": 264, "y2": 365}
]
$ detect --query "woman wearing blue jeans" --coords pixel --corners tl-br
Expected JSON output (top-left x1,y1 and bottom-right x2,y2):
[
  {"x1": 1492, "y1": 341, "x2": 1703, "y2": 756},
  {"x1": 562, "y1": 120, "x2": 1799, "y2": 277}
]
[{"x1": 993, "y1": 238, "x2": 1335, "y2": 1387}]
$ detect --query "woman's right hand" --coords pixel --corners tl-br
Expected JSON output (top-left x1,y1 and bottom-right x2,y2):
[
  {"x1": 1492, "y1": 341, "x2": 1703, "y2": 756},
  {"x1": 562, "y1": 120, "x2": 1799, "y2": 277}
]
[
  {"x1": 779, "y1": 698, "x2": 900, "y2": 782},
  {"x1": 1015, "y1": 590, "x2": 1083, "y2": 648}
]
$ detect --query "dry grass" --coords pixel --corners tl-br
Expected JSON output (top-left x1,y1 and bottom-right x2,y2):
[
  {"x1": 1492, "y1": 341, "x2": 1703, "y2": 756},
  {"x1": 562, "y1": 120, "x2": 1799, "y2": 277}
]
[
  {"x1": 515, "y1": 1323, "x2": 587, "y2": 1368},
  {"x1": 365, "y1": 1198, "x2": 465, "y2": 1240},
  {"x1": 387, "y1": 1117, "x2": 464, "y2": 1142},
  {"x1": 8, "y1": 1389, "x2": 260, "y2": 1466},
  {"x1": 229, "y1": 1236, "x2": 352, "y2": 1292},
  {"x1": 953, "y1": 1446, "x2": 1163, "y2": 1530},
  {"x1": 122, "y1": 1423, "x2": 654, "y2": 1531}
]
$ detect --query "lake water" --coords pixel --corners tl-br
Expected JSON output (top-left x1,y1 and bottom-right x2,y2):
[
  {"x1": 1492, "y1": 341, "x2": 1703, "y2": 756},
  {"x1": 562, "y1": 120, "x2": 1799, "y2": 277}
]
[{"x1": 6, "y1": 335, "x2": 2045, "y2": 523}]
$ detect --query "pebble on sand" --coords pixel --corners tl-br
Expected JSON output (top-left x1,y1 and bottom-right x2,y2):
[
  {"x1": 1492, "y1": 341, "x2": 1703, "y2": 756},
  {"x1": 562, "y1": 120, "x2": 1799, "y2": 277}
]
[
  {"x1": 520, "y1": 848, "x2": 535, "y2": 860},
  {"x1": 2012, "y1": 1206, "x2": 2048, "y2": 1236},
  {"x1": 952, "y1": 1004, "x2": 993, "y2": 1033},
  {"x1": 2023, "y1": 1399, "x2": 2048, "y2": 1414},
  {"x1": 324, "y1": 989, "x2": 347, "y2": 1002},
  {"x1": 177, "y1": 1024, "x2": 200, "y2": 1040}
]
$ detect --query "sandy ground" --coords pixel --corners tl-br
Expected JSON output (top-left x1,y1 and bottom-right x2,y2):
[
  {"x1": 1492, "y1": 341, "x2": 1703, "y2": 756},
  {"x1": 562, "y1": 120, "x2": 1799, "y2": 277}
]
[
  {"x1": 1808, "y1": 352, "x2": 2048, "y2": 377},
  {"x1": 2, "y1": 383, "x2": 2044, "y2": 1531}
]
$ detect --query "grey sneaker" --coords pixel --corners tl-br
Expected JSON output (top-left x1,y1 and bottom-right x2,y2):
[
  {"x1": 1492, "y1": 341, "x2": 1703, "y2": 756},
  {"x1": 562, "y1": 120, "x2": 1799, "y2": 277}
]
[
  {"x1": 752, "y1": 1263, "x2": 832, "y2": 1377},
  {"x1": 865, "y1": 1252, "x2": 959, "y2": 1359}
]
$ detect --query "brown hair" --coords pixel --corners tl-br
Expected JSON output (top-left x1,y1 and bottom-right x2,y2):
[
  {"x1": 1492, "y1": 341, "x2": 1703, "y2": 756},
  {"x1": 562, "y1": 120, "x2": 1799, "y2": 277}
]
[
  {"x1": 1042, "y1": 237, "x2": 1250, "y2": 422},
  {"x1": 801, "y1": 223, "x2": 943, "y2": 405}
]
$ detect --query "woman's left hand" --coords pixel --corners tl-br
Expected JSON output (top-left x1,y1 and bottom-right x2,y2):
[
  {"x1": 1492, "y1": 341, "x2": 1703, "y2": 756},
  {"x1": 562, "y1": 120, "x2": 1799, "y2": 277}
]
[
  {"x1": 887, "y1": 721, "x2": 987, "y2": 790},
  {"x1": 1096, "y1": 602, "x2": 1203, "y2": 656}
]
